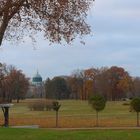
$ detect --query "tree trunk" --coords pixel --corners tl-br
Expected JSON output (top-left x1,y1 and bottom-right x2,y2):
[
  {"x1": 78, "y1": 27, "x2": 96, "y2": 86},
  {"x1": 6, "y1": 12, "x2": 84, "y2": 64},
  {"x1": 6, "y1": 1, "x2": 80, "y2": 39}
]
[
  {"x1": 0, "y1": 15, "x2": 9, "y2": 46},
  {"x1": 17, "y1": 99, "x2": 19, "y2": 103},
  {"x1": 56, "y1": 111, "x2": 58, "y2": 128},
  {"x1": 96, "y1": 111, "x2": 99, "y2": 127},
  {"x1": 137, "y1": 112, "x2": 139, "y2": 127},
  {"x1": 0, "y1": 0, "x2": 25, "y2": 46}
]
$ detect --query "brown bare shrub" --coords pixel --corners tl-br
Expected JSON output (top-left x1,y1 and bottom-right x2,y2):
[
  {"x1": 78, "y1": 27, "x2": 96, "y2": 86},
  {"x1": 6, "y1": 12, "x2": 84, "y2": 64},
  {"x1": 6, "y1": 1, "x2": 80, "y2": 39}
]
[{"x1": 28, "y1": 99, "x2": 54, "y2": 111}]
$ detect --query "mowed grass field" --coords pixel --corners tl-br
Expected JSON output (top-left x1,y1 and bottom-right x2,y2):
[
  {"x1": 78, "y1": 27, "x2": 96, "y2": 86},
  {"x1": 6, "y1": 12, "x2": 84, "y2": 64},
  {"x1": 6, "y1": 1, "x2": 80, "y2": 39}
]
[
  {"x1": 0, "y1": 99, "x2": 138, "y2": 128},
  {"x1": 0, "y1": 128, "x2": 140, "y2": 140}
]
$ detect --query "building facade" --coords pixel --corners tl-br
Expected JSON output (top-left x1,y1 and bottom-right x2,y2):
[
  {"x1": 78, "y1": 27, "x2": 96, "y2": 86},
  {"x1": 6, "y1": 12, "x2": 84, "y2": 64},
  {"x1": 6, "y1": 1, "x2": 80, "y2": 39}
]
[{"x1": 27, "y1": 71, "x2": 45, "y2": 98}]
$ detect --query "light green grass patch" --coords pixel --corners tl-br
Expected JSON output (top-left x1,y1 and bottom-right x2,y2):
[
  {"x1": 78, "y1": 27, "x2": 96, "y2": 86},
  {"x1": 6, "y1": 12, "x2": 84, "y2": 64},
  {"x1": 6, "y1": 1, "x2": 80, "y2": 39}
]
[{"x1": 0, "y1": 128, "x2": 140, "y2": 140}]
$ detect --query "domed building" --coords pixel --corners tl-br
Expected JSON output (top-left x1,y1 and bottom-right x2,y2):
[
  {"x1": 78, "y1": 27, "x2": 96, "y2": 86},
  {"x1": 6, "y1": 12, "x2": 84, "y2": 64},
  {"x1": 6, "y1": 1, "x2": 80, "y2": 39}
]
[
  {"x1": 32, "y1": 71, "x2": 43, "y2": 86},
  {"x1": 27, "y1": 71, "x2": 45, "y2": 98}
]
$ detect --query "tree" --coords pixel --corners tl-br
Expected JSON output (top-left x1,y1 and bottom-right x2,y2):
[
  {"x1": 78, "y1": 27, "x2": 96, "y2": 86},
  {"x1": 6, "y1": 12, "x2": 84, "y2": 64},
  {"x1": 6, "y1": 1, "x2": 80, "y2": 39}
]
[
  {"x1": 67, "y1": 76, "x2": 80, "y2": 99},
  {"x1": 7, "y1": 69, "x2": 29, "y2": 103},
  {"x1": 0, "y1": 0, "x2": 94, "y2": 46},
  {"x1": 93, "y1": 67, "x2": 110, "y2": 100},
  {"x1": 0, "y1": 63, "x2": 14, "y2": 103},
  {"x1": 89, "y1": 94, "x2": 106, "y2": 127},
  {"x1": 132, "y1": 77, "x2": 140, "y2": 97},
  {"x1": 52, "y1": 101, "x2": 61, "y2": 127},
  {"x1": 84, "y1": 68, "x2": 99, "y2": 95},
  {"x1": 130, "y1": 98, "x2": 140, "y2": 127},
  {"x1": 45, "y1": 77, "x2": 70, "y2": 99},
  {"x1": 0, "y1": 65, "x2": 29, "y2": 103},
  {"x1": 69, "y1": 69, "x2": 86, "y2": 100},
  {"x1": 45, "y1": 78, "x2": 51, "y2": 98},
  {"x1": 84, "y1": 67, "x2": 110, "y2": 99},
  {"x1": 107, "y1": 66, "x2": 132, "y2": 101},
  {"x1": 83, "y1": 79, "x2": 94, "y2": 100},
  {"x1": 0, "y1": 63, "x2": 5, "y2": 103}
]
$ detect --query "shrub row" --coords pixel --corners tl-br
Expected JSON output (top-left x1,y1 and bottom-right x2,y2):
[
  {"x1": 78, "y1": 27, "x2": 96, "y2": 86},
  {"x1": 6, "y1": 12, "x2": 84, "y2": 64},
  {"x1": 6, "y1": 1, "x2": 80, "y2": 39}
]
[{"x1": 28, "y1": 99, "x2": 55, "y2": 111}]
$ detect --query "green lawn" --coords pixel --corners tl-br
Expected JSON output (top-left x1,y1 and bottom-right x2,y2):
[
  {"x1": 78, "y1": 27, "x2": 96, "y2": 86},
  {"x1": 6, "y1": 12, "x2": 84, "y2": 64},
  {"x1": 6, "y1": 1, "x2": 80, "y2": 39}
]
[
  {"x1": 0, "y1": 99, "x2": 137, "y2": 127},
  {"x1": 0, "y1": 128, "x2": 140, "y2": 140},
  {"x1": 0, "y1": 100, "x2": 139, "y2": 139},
  {"x1": 10, "y1": 100, "x2": 132, "y2": 117}
]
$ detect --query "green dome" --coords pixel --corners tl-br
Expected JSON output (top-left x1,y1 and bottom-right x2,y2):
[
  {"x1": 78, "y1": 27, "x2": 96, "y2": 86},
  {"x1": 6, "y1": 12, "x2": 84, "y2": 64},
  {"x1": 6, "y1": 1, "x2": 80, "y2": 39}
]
[{"x1": 32, "y1": 71, "x2": 42, "y2": 83}]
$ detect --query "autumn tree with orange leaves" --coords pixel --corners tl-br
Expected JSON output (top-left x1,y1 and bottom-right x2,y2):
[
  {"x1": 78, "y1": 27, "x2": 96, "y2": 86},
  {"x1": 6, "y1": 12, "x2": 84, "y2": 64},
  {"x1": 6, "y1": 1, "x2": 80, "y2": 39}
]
[
  {"x1": 0, "y1": 64, "x2": 29, "y2": 103},
  {"x1": 68, "y1": 67, "x2": 133, "y2": 101},
  {"x1": 84, "y1": 68, "x2": 99, "y2": 96},
  {"x1": 0, "y1": 0, "x2": 94, "y2": 46},
  {"x1": 69, "y1": 70, "x2": 87, "y2": 100},
  {"x1": 107, "y1": 66, "x2": 133, "y2": 101}
]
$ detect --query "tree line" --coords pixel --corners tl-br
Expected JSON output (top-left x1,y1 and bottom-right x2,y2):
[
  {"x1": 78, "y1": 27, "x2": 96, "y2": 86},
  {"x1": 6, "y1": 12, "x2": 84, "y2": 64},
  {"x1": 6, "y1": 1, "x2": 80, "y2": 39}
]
[
  {"x1": 1, "y1": 63, "x2": 140, "y2": 102},
  {"x1": 45, "y1": 66, "x2": 140, "y2": 101}
]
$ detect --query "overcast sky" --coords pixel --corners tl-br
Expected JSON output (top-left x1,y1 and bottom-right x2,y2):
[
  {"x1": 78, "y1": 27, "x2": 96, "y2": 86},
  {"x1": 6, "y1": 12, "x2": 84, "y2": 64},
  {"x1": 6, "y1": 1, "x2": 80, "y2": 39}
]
[{"x1": 0, "y1": 0, "x2": 140, "y2": 80}]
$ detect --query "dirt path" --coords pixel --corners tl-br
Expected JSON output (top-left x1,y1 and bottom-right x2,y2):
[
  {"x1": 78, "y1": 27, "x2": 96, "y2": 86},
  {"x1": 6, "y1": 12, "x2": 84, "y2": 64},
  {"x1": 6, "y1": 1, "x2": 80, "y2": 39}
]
[{"x1": 47, "y1": 127, "x2": 140, "y2": 130}]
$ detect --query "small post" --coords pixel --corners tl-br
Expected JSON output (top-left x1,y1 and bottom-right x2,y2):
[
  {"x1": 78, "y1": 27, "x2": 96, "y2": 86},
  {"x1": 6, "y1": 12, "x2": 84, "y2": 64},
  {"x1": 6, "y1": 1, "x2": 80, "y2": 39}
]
[
  {"x1": 137, "y1": 112, "x2": 139, "y2": 127},
  {"x1": 2, "y1": 107, "x2": 9, "y2": 127},
  {"x1": 0, "y1": 104, "x2": 13, "y2": 127},
  {"x1": 56, "y1": 110, "x2": 58, "y2": 128}
]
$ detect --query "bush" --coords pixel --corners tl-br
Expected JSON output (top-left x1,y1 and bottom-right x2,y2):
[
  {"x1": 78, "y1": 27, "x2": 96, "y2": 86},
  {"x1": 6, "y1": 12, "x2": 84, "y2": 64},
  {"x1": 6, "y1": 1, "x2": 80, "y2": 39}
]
[
  {"x1": 28, "y1": 100, "x2": 46, "y2": 111},
  {"x1": 46, "y1": 100, "x2": 54, "y2": 111},
  {"x1": 28, "y1": 99, "x2": 54, "y2": 111},
  {"x1": 122, "y1": 102, "x2": 130, "y2": 106}
]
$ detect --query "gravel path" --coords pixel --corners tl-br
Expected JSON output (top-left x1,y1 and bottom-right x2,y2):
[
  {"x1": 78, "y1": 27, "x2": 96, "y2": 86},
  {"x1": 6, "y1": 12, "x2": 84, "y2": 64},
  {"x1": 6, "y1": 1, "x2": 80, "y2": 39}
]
[
  {"x1": 10, "y1": 126, "x2": 140, "y2": 130},
  {"x1": 11, "y1": 125, "x2": 39, "y2": 129}
]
